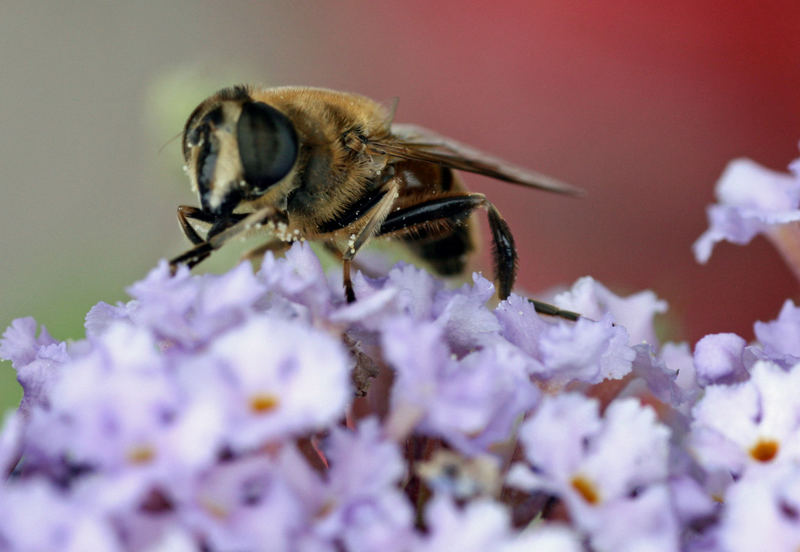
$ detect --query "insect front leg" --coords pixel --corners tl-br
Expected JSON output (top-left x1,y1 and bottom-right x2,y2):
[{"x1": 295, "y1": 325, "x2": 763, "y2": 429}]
[
  {"x1": 169, "y1": 206, "x2": 280, "y2": 273},
  {"x1": 176, "y1": 205, "x2": 215, "y2": 245}
]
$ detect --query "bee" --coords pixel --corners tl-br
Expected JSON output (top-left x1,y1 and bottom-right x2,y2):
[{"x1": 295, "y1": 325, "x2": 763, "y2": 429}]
[{"x1": 169, "y1": 85, "x2": 581, "y2": 316}]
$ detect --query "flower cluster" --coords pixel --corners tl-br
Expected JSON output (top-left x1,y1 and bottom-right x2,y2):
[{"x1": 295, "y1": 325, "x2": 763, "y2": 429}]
[{"x1": 2, "y1": 151, "x2": 800, "y2": 551}]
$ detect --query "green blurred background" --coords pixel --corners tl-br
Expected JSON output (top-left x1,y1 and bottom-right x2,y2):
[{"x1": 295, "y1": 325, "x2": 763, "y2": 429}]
[{"x1": 2, "y1": 2, "x2": 800, "y2": 412}]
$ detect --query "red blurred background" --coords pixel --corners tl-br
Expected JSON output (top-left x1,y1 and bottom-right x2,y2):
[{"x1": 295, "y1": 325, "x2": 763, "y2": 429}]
[{"x1": 290, "y1": 0, "x2": 800, "y2": 343}]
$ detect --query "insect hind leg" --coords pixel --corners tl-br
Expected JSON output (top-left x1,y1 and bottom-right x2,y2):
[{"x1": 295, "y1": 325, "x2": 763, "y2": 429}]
[
  {"x1": 485, "y1": 203, "x2": 517, "y2": 300},
  {"x1": 528, "y1": 299, "x2": 581, "y2": 321},
  {"x1": 377, "y1": 193, "x2": 518, "y2": 299}
]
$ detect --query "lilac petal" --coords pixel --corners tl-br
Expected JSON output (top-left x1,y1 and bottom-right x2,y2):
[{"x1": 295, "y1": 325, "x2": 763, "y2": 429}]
[
  {"x1": 755, "y1": 299, "x2": 800, "y2": 361},
  {"x1": 0, "y1": 479, "x2": 120, "y2": 551},
  {"x1": 552, "y1": 276, "x2": 667, "y2": 346},
  {"x1": 330, "y1": 287, "x2": 400, "y2": 328},
  {"x1": 694, "y1": 158, "x2": 800, "y2": 263},
  {"x1": 514, "y1": 395, "x2": 671, "y2": 523},
  {"x1": 259, "y1": 242, "x2": 334, "y2": 315},
  {"x1": 514, "y1": 395, "x2": 675, "y2": 551},
  {"x1": 584, "y1": 484, "x2": 679, "y2": 552},
  {"x1": 717, "y1": 463, "x2": 800, "y2": 552},
  {"x1": 498, "y1": 295, "x2": 634, "y2": 385},
  {"x1": 385, "y1": 262, "x2": 441, "y2": 320},
  {"x1": 420, "y1": 496, "x2": 512, "y2": 552},
  {"x1": 440, "y1": 343, "x2": 539, "y2": 454},
  {"x1": 434, "y1": 274, "x2": 502, "y2": 353},
  {"x1": 661, "y1": 341, "x2": 701, "y2": 403},
  {"x1": 0, "y1": 317, "x2": 57, "y2": 367},
  {"x1": 578, "y1": 398, "x2": 671, "y2": 497},
  {"x1": 183, "y1": 454, "x2": 308, "y2": 552},
  {"x1": 124, "y1": 262, "x2": 204, "y2": 344},
  {"x1": 84, "y1": 301, "x2": 132, "y2": 338},
  {"x1": 126, "y1": 260, "x2": 193, "y2": 308},
  {"x1": 0, "y1": 319, "x2": 70, "y2": 416},
  {"x1": 669, "y1": 474, "x2": 716, "y2": 526},
  {"x1": 517, "y1": 393, "x2": 602, "y2": 479},
  {"x1": 124, "y1": 260, "x2": 270, "y2": 349},
  {"x1": 199, "y1": 260, "x2": 264, "y2": 314},
  {"x1": 499, "y1": 526, "x2": 582, "y2": 552},
  {"x1": 317, "y1": 419, "x2": 414, "y2": 550},
  {"x1": 693, "y1": 333, "x2": 750, "y2": 386},
  {"x1": 14, "y1": 341, "x2": 70, "y2": 416},
  {"x1": 27, "y1": 324, "x2": 182, "y2": 470},
  {"x1": 382, "y1": 317, "x2": 450, "y2": 402},
  {"x1": 629, "y1": 343, "x2": 684, "y2": 408},
  {"x1": 495, "y1": 293, "x2": 551, "y2": 360},
  {"x1": 383, "y1": 317, "x2": 536, "y2": 453},
  {"x1": 203, "y1": 314, "x2": 351, "y2": 450},
  {"x1": 0, "y1": 412, "x2": 22, "y2": 475},
  {"x1": 325, "y1": 418, "x2": 405, "y2": 497},
  {"x1": 689, "y1": 360, "x2": 800, "y2": 476},
  {"x1": 538, "y1": 314, "x2": 634, "y2": 385}
]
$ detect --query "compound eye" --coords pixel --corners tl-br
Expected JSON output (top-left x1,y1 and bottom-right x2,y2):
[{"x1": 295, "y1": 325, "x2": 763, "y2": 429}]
[{"x1": 237, "y1": 101, "x2": 298, "y2": 195}]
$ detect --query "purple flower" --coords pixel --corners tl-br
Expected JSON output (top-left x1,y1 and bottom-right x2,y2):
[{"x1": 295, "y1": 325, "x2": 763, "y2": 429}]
[
  {"x1": 420, "y1": 495, "x2": 583, "y2": 552},
  {"x1": 508, "y1": 393, "x2": 676, "y2": 551},
  {"x1": 688, "y1": 360, "x2": 800, "y2": 478},
  {"x1": 314, "y1": 419, "x2": 414, "y2": 551},
  {"x1": 716, "y1": 462, "x2": 800, "y2": 552},
  {"x1": 0, "y1": 479, "x2": 120, "y2": 551},
  {"x1": 754, "y1": 299, "x2": 800, "y2": 364},
  {"x1": 0, "y1": 317, "x2": 69, "y2": 416},
  {"x1": 338, "y1": 264, "x2": 502, "y2": 355},
  {"x1": 19, "y1": 322, "x2": 226, "y2": 508},
  {"x1": 196, "y1": 314, "x2": 351, "y2": 452},
  {"x1": 417, "y1": 496, "x2": 514, "y2": 552},
  {"x1": 693, "y1": 333, "x2": 751, "y2": 386},
  {"x1": 694, "y1": 157, "x2": 800, "y2": 280},
  {"x1": 381, "y1": 316, "x2": 537, "y2": 454},
  {"x1": 497, "y1": 294, "x2": 634, "y2": 386},
  {"x1": 0, "y1": 316, "x2": 60, "y2": 368},
  {"x1": 258, "y1": 242, "x2": 337, "y2": 318},
  {"x1": 552, "y1": 276, "x2": 667, "y2": 346},
  {"x1": 127, "y1": 260, "x2": 267, "y2": 349},
  {"x1": 180, "y1": 450, "x2": 312, "y2": 552},
  {"x1": 7, "y1": 174, "x2": 799, "y2": 552},
  {"x1": 0, "y1": 411, "x2": 22, "y2": 479}
]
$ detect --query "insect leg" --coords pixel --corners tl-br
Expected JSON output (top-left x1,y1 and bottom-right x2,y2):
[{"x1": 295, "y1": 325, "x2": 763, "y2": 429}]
[
  {"x1": 378, "y1": 194, "x2": 580, "y2": 320},
  {"x1": 483, "y1": 208, "x2": 580, "y2": 320},
  {"x1": 176, "y1": 205, "x2": 247, "y2": 245},
  {"x1": 339, "y1": 181, "x2": 401, "y2": 303},
  {"x1": 177, "y1": 205, "x2": 215, "y2": 245},
  {"x1": 527, "y1": 299, "x2": 580, "y2": 321},
  {"x1": 169, "y1": 206, "x2": 279, "y2": 272},
  {"x1": 240, "y1": 239, "x2": 291, "y2": 264},
  {"x1": 322, "y1": 242, "x2": 382, "y2": 279},
  {"x1": 485, "y1": 202, "x2": 517, "y2": 301},
  {"x1": 377, "y1": 193, "x2": 517, "y2": 297}
]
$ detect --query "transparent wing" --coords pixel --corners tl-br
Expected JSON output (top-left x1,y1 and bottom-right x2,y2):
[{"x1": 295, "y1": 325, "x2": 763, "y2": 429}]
[{"x1": 365, "y1": 123, "x2": 583, "y2": 196}]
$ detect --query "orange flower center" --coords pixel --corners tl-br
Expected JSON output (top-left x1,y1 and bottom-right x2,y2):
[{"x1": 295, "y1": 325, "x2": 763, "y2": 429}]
[
  {"x1": 249, "y1": 393, "x2": 280, "y2": 414},
  {"x1": 571, "y1": 475, "x2": 600, "y2": 504},
  {"x1": 127, "y1": 445, "x2": 155, "y2": 464},
  {"x1": 750, "y1": 438, "x2": 779, "y2": 462}
]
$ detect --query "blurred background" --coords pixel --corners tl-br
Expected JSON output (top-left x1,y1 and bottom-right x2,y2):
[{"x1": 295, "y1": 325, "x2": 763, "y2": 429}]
[{"x1": 1, "y1": 1, "x2": 799, "y2": 409}]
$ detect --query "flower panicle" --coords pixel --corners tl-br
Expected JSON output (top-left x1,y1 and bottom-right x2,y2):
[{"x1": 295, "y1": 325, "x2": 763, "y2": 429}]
[{"x1": 3, "y1": 143, "x2": 800, "y2": 550}]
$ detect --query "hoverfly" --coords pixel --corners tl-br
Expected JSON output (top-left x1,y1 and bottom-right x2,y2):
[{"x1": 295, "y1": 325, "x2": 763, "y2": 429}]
[{"x1": 169, "y1": 85, "x2": 581, "y2": 318}]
